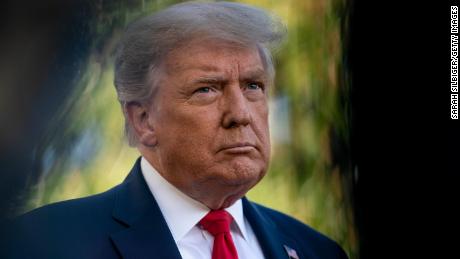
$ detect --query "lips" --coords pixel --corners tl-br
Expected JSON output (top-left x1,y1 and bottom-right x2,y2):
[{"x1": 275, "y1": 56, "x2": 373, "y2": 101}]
[{"x1": 218, "y1": 142, "x2": 257, "y2": 153}]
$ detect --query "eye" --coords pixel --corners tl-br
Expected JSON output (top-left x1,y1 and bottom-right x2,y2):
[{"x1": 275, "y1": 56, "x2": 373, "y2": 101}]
[
  {"x1": 189, "y1": 86, "x2": 219, "y2": 105},
  {"x1": 246, "y1": 82, "x2": 263, "y2": 91},
  {"x1": 195, "y1": 87, "x2": 212, "y2": 93}
]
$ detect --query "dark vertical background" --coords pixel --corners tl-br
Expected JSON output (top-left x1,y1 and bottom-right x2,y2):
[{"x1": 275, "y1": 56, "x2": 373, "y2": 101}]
[
  {"x1": 0, "y1": 0, "x2": 95, "y2": 218},
  {"x1": 349, "y1": 1, "x2": 458, "y2": 258}
]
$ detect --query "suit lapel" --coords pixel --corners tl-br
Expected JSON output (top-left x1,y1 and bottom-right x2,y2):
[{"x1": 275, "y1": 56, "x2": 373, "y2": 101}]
[
  {"x1": 243, "y1": 198, "x2": 303, "y2": 259},
  {"x1": 110, "y1": 158, "x2": 182, "y2": 259}
]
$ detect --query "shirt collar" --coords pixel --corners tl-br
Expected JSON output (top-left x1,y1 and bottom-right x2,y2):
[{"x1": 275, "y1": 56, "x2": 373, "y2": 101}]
[{"x1": 140, "y1": 157, "x2": 248, "y2": 242}]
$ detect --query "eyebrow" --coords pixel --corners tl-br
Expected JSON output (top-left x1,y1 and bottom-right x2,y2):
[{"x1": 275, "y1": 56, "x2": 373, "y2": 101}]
[
  {"x1": 188, "y1": 66, "x2": 268, "y2": 84},
  {"x1": 190, "y1": 74, "x2": 268, "y2": 89},
  {"x1": 239, "y1": 68, "x2": 268, "y2": 82},
  {"x1": 191, "y1": 76, "x2": 228, "y2": 85},
  {"x1": 177, "y1": 64, "x2": 221, "y2": 73}
]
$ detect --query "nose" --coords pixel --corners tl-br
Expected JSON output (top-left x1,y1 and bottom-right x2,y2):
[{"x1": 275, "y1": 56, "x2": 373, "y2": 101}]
[{"x1": 221, "y1": 84, "x2": 251, "y2": 128}]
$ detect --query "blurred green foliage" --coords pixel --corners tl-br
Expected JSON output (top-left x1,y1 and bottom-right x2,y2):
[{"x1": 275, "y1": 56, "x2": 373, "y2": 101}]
[{"x1": 24, "y1": 0, "x2": 357, "y2": 258}]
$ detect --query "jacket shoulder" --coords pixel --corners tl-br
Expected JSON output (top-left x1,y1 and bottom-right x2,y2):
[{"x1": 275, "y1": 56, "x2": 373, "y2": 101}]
[
  {"x1": 252, "y1": 202, "x2": 349, "y2": 259},
  {"x1": 2, "y1": 185, "x2": 124, "y2": 258},
  {"x1": 17, "y1": 184, "x2": 120, "y2": 224}
]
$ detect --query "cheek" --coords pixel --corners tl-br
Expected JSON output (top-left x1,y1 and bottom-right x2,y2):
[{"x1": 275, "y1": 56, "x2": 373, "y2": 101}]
[
  {"x1": 157, "y1": 121, "x2": 215, "y2": 176},
  {"x1": 156, "y1": 107, "x2": 219, "y2": 155},
  {"x1": 260, "y1": 126, "x2": 271, "y2": 161},
  {"x1": 253, "y1": 104, "x2": 271, "y2": 148}
]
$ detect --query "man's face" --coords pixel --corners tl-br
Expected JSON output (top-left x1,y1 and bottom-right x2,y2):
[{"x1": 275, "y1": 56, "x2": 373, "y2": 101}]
[{"x1": 147, "y1": 39, "x2": 271, "y2": 209}]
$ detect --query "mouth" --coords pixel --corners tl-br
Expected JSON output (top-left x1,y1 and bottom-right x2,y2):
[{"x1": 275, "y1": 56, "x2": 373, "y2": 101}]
[{"x1": 218, "y1": 142, "x2": 257, "y2": 154}]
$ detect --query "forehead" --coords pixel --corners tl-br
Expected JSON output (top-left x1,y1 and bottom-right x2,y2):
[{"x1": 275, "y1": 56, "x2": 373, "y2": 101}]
[{"x1": 163, "y1": 39, "x2": 266, "y2": 75}]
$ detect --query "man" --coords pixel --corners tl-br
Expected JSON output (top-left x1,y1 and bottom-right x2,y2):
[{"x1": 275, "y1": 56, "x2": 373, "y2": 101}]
[{"x1": 2, "y1": 1, "x2": 348, "y2": 259}]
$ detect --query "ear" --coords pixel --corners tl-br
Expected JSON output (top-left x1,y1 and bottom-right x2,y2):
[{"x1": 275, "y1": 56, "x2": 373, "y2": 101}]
[{"x1": 124, "y1": 102, "x2": 157, "y2": 147}]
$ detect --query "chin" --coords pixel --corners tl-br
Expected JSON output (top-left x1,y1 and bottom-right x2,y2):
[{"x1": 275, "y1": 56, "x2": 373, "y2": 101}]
[
  {"x1": 220, "y1": 161, "x2": 265, "y2": 186},
  {"x1": 196, "y1": 160, "x2": 268, "y2": 209}
]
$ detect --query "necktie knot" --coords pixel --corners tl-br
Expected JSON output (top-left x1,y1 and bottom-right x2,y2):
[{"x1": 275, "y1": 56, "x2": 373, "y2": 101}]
[
  {"x1": 199, "y1": 210, "x2": 238, "y2": 259},
  {"x1": 199, "y1": 210, "x2": 233, "y2": 236}
]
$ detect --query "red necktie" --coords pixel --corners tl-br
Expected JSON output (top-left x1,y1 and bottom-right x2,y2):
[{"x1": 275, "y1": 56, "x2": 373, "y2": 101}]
[{"x1": 199, "y1": 210, "x2": 239, "y2": 259}]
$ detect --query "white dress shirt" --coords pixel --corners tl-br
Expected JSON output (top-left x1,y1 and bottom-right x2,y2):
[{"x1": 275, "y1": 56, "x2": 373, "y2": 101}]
[{"x1": 141, "y1": 157, "x2": 265, "y2": 259}]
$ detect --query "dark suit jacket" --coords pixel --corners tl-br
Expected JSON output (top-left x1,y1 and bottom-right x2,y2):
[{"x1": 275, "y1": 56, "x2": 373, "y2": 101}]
[{"x1": 1, "y1": 158, "x2": 348, "y2": 259}]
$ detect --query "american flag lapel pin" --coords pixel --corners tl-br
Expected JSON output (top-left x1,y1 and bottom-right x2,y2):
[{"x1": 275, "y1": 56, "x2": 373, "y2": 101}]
[{"x1": 283, "y1": 245, "x2": 299, "y2": 259}]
